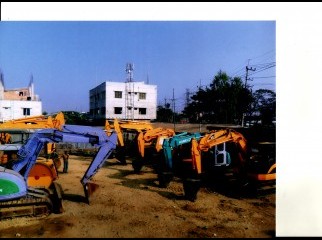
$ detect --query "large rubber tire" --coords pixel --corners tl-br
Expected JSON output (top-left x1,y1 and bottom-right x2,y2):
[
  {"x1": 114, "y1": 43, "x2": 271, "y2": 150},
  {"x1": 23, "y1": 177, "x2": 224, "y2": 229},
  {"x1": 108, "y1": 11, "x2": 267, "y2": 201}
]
[
  {"x1": 158, "y1": 172, "x2": 173, "y2": 188},
  {"x1": 183, "y1": 178, "x2": 201, "y2": 202}
]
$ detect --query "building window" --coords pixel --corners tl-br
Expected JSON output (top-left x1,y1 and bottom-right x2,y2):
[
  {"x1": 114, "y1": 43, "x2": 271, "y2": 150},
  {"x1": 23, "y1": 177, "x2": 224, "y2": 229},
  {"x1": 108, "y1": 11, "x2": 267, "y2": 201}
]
[
  {"x1": 115, "y1": 91, "x2": 122, "y2": 98},
  {"x1": 139, "y1": 108, "x2": 146, "y2": 115},
  {"x1": 19, "y1": 91, "x2": 24, "y2": 96},
  {"x1": 139, "y1": 92, "x2": 146, "y2": 100},
  {"x1": 114, "y1": 107, "x2": 122, "y2": 114},
  {"x1": 23, "y1": 108, "x2": 31, "y2": 116}
]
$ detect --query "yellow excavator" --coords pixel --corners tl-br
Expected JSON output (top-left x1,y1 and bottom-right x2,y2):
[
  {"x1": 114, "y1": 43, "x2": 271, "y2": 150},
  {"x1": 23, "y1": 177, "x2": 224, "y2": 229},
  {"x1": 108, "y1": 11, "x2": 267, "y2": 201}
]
[
  {"x1": 0, "y1": 112, "x2": 66, "y2": 190},
  {"x1": 104, "y1": 118, "x2": 154, "y2": 165},
  {"x1": 0, "y1": 113, "x2": 65, "y2": 130}
]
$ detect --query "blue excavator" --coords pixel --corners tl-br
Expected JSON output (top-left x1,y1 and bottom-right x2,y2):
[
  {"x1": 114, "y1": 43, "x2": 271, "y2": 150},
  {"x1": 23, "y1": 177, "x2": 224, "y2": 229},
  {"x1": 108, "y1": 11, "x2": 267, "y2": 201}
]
[
  {"x1": 158, "y1": 132, "x2": 203, "y2": 188},
  {"x1": 0, "y1": 124, "x2": 117, "y2": 219}
]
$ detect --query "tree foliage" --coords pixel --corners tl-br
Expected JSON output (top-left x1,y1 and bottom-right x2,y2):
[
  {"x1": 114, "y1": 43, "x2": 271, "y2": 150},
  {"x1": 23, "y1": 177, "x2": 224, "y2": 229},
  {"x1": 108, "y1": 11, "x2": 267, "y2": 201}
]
[
  {"x1": 251, "y1": 89, "x2": 276, "y2": 126},
  {"x1": 156, "y1": 104, "x2": 175, "y2": 122},
  {"x1": 179, "y1": 70, "x2": 275, "y2": 126}
]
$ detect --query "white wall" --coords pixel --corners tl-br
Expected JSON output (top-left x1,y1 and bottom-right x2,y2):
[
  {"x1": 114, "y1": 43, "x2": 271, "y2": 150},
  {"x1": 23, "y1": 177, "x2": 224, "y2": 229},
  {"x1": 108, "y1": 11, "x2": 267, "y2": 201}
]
[
  {"x1": 0, "y1": 100, "x2": 42, "y2": 122},
  {"x1": 90, "y1": 81, "x2": 157, "y2": 120}
]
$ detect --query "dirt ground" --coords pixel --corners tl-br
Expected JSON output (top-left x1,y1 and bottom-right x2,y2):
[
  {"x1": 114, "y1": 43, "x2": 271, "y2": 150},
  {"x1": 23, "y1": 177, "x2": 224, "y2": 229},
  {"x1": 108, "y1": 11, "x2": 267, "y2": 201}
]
[{"x1": 0, "y1": 123, "x2": 275, "y2": 238}]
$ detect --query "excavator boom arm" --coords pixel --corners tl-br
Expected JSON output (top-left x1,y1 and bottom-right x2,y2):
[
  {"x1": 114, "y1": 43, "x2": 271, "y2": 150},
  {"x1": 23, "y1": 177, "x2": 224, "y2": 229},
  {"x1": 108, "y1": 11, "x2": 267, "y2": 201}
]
[
  {"x1": 5, "y1": 125, "x2": 117, "y2": 203},
  {"x1": 162, "y1": 132, "x2": 201, "y2": 170},
  {"x1": 138, "y1": 128, "x2": 175, "y2": 158}
]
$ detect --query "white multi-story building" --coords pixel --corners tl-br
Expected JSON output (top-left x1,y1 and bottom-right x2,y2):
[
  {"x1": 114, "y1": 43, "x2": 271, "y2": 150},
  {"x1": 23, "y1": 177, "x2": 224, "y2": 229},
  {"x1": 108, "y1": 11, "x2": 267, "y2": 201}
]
[
  {"x1": 89, "y1": 81, "x2": 157, "y2": 120},
  {"x1": 0, "y1": 75, "x2": 42, "y2": 122}
]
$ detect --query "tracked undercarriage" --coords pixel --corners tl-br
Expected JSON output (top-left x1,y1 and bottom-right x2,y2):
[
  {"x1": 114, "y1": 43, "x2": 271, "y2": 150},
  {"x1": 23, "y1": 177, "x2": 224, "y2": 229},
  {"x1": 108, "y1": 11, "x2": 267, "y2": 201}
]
[{"x1": 0, "y1": 183, "x2": 63, "y2": 220}]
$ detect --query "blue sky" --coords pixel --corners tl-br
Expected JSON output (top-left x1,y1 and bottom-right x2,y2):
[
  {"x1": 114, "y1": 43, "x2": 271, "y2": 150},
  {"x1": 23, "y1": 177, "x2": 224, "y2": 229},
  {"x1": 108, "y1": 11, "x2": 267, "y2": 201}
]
[{"x1": 0, "y1": 20, "x2": 275, "y2": 114}]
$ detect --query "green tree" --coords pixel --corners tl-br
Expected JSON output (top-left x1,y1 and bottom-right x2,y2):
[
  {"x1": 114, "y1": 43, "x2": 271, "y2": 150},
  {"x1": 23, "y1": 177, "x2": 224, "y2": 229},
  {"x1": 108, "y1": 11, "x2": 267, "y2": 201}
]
[
  {"x1": 156, "y1": 104, "x2": 174, "y2": 122},
  {"x1": 183, "y1": 70, "x2": 251, "y2": 124},
  {"x1": 252, "y1": 89, "x2": 276, "y2": 126}
]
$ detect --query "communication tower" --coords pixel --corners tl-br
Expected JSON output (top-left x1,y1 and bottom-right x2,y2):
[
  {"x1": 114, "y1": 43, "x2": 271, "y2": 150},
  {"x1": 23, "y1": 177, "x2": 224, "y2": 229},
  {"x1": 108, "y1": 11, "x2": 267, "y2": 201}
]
[{"x1": 125, "y1": 63, "x2": 135, "y2": 120}]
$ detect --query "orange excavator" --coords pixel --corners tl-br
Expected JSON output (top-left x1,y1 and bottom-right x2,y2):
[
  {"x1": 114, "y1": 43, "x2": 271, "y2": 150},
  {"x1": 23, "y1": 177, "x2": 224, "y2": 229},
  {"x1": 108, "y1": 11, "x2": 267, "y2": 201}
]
[
  {"x1": 160, "y1": 128, "x2": 276, "y2": 201},
  {"x1": 186, "y1": 129, "x2": 275, "y2": 200}
]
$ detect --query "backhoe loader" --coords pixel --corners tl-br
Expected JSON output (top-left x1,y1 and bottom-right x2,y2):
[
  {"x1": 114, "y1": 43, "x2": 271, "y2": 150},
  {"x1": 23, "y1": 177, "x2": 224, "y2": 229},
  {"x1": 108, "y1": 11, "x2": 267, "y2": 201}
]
[{"x1": 0, "y1": 124, "x2": 117, "y2": 219}]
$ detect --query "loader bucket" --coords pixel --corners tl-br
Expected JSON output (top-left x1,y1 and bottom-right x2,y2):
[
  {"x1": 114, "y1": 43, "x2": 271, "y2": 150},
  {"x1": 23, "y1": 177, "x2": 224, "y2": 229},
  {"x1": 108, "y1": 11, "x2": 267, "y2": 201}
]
[{"x1": 83, "y1": 182, "x2": 99, "y2": 204}]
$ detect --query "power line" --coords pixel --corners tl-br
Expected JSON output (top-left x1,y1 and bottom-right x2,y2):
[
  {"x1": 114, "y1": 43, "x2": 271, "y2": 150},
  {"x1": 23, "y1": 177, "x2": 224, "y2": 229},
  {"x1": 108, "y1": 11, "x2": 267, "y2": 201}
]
[
  {"x1": 252, "y1": 76, "x2": 276, "y2": 79},
  {"x1": 248, "y1": 64, "x2": 275, "y2": 77},
  {"x1": 249, "y1": 49, "x2": 275, "y2": 61}
]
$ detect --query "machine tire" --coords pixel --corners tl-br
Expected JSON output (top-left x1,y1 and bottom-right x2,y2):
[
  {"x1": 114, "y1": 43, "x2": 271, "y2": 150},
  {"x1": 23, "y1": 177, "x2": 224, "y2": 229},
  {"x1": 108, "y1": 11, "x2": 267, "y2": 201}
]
[
  {"x1": 183, "y1": 178, "x2": 201, "y2": 202},
  {"x1": 158, "y1": 172, "x2": 173, "y2": 188}
]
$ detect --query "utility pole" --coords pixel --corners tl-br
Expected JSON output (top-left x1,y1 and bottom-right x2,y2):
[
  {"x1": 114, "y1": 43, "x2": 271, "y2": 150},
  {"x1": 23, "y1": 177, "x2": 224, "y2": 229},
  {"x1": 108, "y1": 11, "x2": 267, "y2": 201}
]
[
  {"x1": 244, "y1": 60, "x2": 256, "y2": 89},
  {"x1": 171, "y1": 88, "x2": 176, "y2": 131},
  {"x1": 185, "y1": 88, "x2": 190, "y2": 109},
  {"x1": 243, "y1": 60, "x2": 256, "y2": 127}
]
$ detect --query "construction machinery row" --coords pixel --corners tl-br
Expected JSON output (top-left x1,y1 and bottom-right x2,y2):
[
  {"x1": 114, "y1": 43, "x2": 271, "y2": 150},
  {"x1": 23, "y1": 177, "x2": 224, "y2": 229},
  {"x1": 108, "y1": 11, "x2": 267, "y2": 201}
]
[
  {"x1": 0, "y1": 115, "x2": 276, "y2": 220},
  {"x1": 107, "y1": 118, "x2": 275, "y2": 201}
]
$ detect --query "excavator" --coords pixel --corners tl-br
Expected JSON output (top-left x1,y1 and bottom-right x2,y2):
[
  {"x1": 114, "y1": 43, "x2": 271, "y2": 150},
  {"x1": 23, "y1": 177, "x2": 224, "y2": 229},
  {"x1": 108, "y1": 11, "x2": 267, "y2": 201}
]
[
  {"x1": 0, "y1": 112, "x2": 65, "y2": 130},
  {"x1": 159, "y1": 128, "x2": 276, "y2": 201},
  {"x1": 132, "y1": 127, "x2": 176, "y2": 173},
  {"x1": 158, "y1": 132, "x2": 203, "y2": 188},
  {"x1": 0, "y1": 124, "x2": 117, "y2": 219},
  {"x1": 105, "y1": 118, "x2": 153, "y2": 165},
  {"x1": 0, "y1": 112, "x2": 66, "y2": 193},
  {"x1": 0, "y1": 112, "x2": 66, "y2": 165}
]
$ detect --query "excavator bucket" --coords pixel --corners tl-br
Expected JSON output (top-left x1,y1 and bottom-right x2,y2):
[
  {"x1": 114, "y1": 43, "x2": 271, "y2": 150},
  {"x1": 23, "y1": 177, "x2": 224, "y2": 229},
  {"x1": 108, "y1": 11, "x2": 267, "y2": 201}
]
[{"x1": 83, "y1": 182, "x2": 100, "y2": 204}]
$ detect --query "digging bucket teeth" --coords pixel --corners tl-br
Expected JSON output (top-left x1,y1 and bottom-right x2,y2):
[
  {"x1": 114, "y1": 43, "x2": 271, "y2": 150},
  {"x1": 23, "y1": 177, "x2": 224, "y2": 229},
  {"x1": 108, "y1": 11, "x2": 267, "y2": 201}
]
[{"x1": 83, "y1": 182, "x2": 99, "y2": 204}]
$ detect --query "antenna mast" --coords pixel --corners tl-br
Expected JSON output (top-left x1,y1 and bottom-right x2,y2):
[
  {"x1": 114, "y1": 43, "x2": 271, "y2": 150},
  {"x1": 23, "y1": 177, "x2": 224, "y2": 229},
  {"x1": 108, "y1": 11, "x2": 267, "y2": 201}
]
[{"x1": 125, "y1": 63, "x2": 134, "y2": 120}]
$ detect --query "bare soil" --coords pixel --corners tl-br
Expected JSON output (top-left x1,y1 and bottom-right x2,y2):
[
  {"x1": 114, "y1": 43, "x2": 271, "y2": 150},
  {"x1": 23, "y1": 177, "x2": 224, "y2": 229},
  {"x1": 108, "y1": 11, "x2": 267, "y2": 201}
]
[{"x1": 0, "y1": 123, "x2": 275, "y2": 238}]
